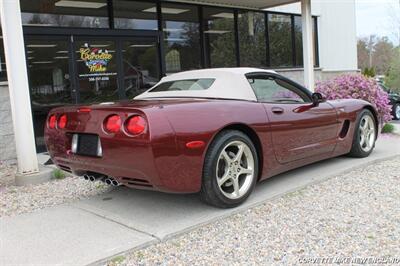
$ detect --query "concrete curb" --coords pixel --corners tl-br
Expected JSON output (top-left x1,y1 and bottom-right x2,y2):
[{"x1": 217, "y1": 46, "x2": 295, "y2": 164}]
[{"x1": 14, "y1": 165, "x2": 54, "y2": 186}]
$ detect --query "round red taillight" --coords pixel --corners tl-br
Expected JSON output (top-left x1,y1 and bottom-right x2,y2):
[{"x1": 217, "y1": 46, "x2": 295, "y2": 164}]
[
  {"x1": 48, "y1": 114, "x2": 57, "y2": 129},
  {"x1": 58, "y1": 114, "x2": 68, "y2": 129},
  {"x1": 125, "y1": 115, "x2": 147, "y2": 135},
  {"x1": 104, "y1": 115, "x2": 121, "y2": 133}
]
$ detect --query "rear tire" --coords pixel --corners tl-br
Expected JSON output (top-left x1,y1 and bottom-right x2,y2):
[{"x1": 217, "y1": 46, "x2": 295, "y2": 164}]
[
  {"x1": 200, "y1": 130, "x2": 258, "y2": 208},
  {"x1": 348, "y1": 109, "x2": 377, "y2": 158}
]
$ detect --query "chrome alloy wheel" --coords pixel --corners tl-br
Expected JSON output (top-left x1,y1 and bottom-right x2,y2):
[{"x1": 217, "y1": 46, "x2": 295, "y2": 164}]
[
  {"x1": 396, "y1": 105, "x2": 400, "y2": 120},
  {"x1": 359, "y1": 115, "x2": 376, "y2": 152},
  {"x1": 216, "y1": 140, "x2": 255, "y2": 200}
]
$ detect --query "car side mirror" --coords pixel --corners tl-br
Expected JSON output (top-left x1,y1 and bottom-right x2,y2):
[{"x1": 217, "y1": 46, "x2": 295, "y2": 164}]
[{"x1": 311, "y1": 92, "x2": 325, "y2": 106}]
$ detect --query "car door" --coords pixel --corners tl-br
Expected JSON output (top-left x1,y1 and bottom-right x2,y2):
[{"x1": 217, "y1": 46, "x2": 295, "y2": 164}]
[{"x1": 246, "y1": 73, "x2": 339, "y2": 164}]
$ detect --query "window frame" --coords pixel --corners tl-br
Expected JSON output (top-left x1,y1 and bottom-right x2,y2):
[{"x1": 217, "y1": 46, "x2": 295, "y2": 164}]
[
  {"x1": 202, "y1": 6, "x2": 237, "y2": 68},
  {"x1": 112, "y1": 0, "x2": 158, "y2": 31},
  {"x1": 237, "y1": 10, "x2": 267, "y2": 68},
  {"x1": 10, "y1": 1, "x2": 321, "y2": 84},
  {"x1": 245, "y1": 72, "x2": 313, "y2": 104},
  {"x1": 160, "y1": 2, "x2": 202, "y2": 74},
  {"x1": 20, "y1": 0, "x2": 111, "y2": 29},
  {"x1": 149, "y1": 78, "x2": 215, "y2": 92}
]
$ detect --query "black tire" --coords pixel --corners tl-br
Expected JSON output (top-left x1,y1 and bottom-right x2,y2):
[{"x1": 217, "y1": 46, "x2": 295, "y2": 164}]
[
  {"x1": 392, "y1": 103, "x2": 400, "y2": 120},
  {"x1": 200, "y1": 130, "x2": 259, "y2": 208},
  {"x1": 348, "y1": 109, "x2": 377, "y2": 158}
]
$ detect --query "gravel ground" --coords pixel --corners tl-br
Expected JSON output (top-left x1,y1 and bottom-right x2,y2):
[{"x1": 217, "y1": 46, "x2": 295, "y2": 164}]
[
  {"x1": 0, "y1": 163, "x2": 111, "y2": 217},
  {"x1": 107, "y1": 156, "x2": 400, "y2": 266}
]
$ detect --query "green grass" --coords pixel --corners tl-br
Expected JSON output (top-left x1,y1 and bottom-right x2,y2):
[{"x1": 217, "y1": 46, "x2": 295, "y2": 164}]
[
  {"x1": 95, "y1": 183, "x2": 107, "y2": 189},
  {"x1": 52, "y1": 169, "x2": 66, "y2": 180},
  {"x1": 381, "y1": 123, "x2": 395, "y2": 134},
  {"x1": 110, "y1": 255, "x2": 126, "y2": 265}
]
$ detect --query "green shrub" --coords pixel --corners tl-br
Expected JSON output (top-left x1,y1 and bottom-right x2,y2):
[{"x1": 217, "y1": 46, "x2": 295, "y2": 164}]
[
  {"x1": 52, "y1": 169, "x2": 66, "y2": 180},
  {"x1": 362, "y1": 67, "x2": 376, "y2": 78},
  {"x1": 381, "y1": 123, "x2": 395, "y2": 133}
]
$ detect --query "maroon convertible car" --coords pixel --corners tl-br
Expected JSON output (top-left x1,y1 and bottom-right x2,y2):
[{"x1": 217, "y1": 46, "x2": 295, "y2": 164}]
[{"x1": 45, "y1": 68, "x2": 379, "y2": 208}]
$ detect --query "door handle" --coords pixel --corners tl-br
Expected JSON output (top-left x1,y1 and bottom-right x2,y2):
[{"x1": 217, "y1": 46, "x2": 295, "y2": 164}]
[{"x1": 271, "y1": 107, "x2": 284, "y2": 114}]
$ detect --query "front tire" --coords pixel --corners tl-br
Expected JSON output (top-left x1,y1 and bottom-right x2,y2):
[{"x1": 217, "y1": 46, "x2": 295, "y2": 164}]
[
  {"x1": 348, "y1": 109, "x2": 377, "y2": 158},
  {"x1": 200, "y1": 130, "x2": 259, "y2": 208}
]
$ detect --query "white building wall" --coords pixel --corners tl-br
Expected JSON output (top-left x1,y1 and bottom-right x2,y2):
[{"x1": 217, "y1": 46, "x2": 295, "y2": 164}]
[
  {"x1": 269, "y1": 0, "x2": 358, "y2": 72},
  {"x1": 0, "y1": 82, "x2": 17, "y2": 165}
]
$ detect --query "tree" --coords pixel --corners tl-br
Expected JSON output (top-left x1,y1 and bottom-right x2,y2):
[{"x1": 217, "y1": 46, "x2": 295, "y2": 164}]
[
  {"x1": 372, "y1": 36, "x2": 395, "y2": 74},
  {"x1": 385, "y1": 48, "x2": 400, "y2": 92},
  {"x1": 357, "y1": 38, "x2": 370, "y2": 70},
  {"x1": 357, "y1": 35, "x2": 396, "y2": 76}
]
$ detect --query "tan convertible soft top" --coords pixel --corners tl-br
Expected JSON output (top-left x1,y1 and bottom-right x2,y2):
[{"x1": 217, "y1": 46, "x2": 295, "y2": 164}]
[{"x1": 135, "y1": 67, "x2": 277, "y2": 101}]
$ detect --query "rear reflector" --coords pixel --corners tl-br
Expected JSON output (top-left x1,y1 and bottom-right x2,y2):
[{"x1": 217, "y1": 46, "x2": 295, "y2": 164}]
[
  {"x1": 58, "y1": 114, "x2": 68, "y2": 129},
  {"x1": 186, "y1": 141, "x2": 205, "y2": 149},
  {"x1": 104, "y1": 115, "x2": 121, "y2": 133},
  {"x1": 78, "y1": 107, "x2": 91, "y2": 113},
  {"x1": 48, "y1": 115, "x2": 57, "y2": 129},
  {"x1": 124, "y1": 115, "x2": 147, "y2": 135}
]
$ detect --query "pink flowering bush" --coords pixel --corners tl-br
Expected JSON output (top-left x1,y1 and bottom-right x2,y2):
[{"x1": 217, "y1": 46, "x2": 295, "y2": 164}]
[
  {"x1": 315, "y1": 74, "x2": 392, "y2": 123},
  {"x1": 272, "y1": 90, "x2": 301, "y2": 100}
]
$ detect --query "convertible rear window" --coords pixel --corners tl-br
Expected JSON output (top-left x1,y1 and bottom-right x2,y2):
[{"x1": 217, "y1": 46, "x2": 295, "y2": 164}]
[{"x1": 150, "y1": 79, "x2": 215, "y2": 92}]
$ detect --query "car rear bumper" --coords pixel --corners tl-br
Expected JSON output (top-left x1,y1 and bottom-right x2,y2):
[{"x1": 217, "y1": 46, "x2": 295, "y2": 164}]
[
  {"x1": 53, "y1": 155, "x2": 161, "y2": 190},
  {"x1": 45, "y1": 131, "x2": 202, "y2": 193}
]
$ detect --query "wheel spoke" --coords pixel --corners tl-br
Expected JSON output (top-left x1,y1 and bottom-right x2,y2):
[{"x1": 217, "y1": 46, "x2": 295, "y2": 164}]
[
  {"x1": 367, "y1": 117, "x2": 373, "y2": 130},
  {"x1": 365, "y1": 136, "x2": 371, "y2": 149},
  {"x1": 361, "y1": 119, "x2": 368, "y2": 129},
  {"x1": 233, "y1": 144, "x2": 244, "y2": 162},
  {"x1": 217, "y1": 172, "x2": 231, "y2": 187},
  {"x1": 360, "y1": 134, "x2": 365, "y2": 147},
  {"x1": 232, "y1": 178, "x2": 240, "y2": 197},
  {"x1": 240, "y1": 168, "x2": 253, "y2": 175},
  {"x1": 221, "y1": 150, "x2": 232, "y2": 163}
]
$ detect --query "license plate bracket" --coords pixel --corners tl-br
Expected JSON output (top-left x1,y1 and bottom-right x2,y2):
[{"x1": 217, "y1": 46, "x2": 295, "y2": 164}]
[{"x1": 71, "y1": 133, "x2": 102, "y2": 157}]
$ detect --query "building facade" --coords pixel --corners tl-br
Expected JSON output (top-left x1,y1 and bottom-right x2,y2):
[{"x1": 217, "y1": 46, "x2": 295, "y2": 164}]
[{"x1": 0, "y1": 0, "x2": 357, "y2": 165}]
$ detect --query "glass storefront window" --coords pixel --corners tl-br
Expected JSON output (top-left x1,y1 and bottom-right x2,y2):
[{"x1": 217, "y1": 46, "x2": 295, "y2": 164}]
[
  {"x1": 294, "y1": 16, "x2": 319, "y2": 67},
  {"x1": 238, "y1": 11, "x2": 266, "y2": 67},
  {"x1": 122, "y1": 40, "x2": 159, "y2": 98},
  {"x1": 20, "y1": 0, "x2": 109, "y2": 28},
  {"x1": 161, "y1": 3, "x2": 201, "y2": 74},
  {"x1": 0, "y1": 28, "x2": 7, "y2": 81},
  {"x1": 75, "y1": 40, "x2": 118, "y2": 103},
  {"x1": 294, "y1": 16, "x2": 303, "y2": 67},
  {"x1": 268, "y1": 13, "x2": 293, "y2": 67},
  {"x1": 203, "y1": 7, "x2": 236, "y2": 67},
  {"x1": 25, "y1": 38, "x2": 72, "y2": 151},
  {"x1": 313, "y1": 18, "x2": 319, "y2": 67},
  {"x1": 114, "y1": 0, "x2": 158, "y2": 30}
]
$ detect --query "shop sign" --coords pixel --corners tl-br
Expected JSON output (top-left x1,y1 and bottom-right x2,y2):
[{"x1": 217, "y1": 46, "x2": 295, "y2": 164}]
[{"x1": 79, "y1": 43, "x2": 116, "y2": 81}]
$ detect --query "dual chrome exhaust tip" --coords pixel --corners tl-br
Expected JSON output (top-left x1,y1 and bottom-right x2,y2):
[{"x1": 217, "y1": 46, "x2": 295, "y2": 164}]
[
  {"x1": 82, "y1": 174, "x2": 120, "y2": 186},
  {"x1": 104, "y1": 178, "x2": 119, "y2": 186}
]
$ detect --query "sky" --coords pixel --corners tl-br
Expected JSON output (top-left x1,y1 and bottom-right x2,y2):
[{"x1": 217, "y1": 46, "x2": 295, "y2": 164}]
[{"x1": 356, "y1": 0, "x2": 400, "y2": 44}]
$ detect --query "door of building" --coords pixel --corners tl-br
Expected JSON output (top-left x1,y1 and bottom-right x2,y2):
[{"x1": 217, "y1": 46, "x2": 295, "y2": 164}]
[{"x1": 25, "y1": 35, "x2": 159, "y2": 152}]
